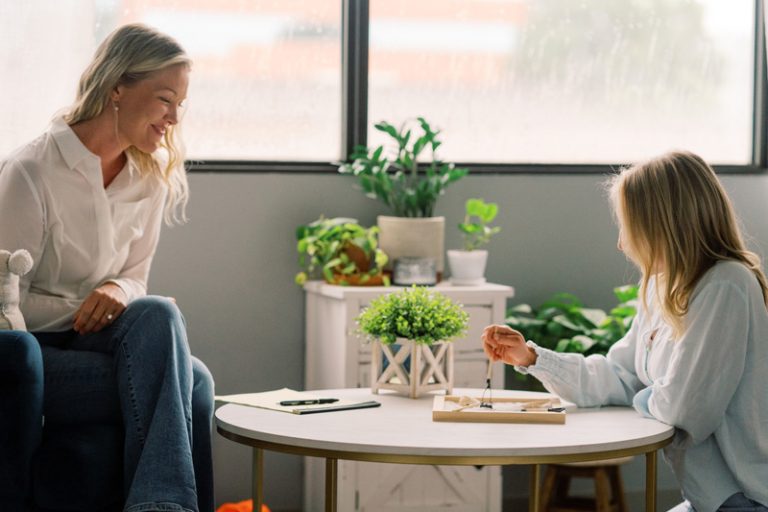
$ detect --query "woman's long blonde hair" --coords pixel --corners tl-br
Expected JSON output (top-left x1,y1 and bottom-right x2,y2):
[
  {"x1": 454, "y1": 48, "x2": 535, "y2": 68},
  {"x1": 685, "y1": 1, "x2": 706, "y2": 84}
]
[
  {"x1": 609, "y1": 150, "x2": 768, "y2": 337},
  {"x1": 63, "y1": 23, "x2": 190, "y2": 224}
]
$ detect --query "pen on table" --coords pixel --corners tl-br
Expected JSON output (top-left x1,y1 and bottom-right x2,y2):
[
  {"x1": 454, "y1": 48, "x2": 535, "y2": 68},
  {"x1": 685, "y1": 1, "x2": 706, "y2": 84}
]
[{"x1": 279, "y1": 398, "x2": 339, "y2": 406}]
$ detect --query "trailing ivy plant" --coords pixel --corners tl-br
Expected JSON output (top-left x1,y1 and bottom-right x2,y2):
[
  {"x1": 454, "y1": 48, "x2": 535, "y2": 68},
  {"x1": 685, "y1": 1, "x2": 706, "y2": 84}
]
[
  {"x1": 356, "y1": 286, "x2": 469, "y2": 345},
  {"x1": 339, "y1": 117, "x2": 469, "y2": 218},
  {"x1": 295, "y1": 216, "x2": 388, "y2": 286},
  {"x1": 505, "y1": 284, "x2": 639, "y2": 357}
]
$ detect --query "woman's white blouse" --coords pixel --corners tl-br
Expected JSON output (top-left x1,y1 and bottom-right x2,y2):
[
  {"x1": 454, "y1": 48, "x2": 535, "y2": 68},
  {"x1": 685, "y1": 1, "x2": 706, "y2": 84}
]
[
  {"x1": 0, "y1": 118, "x2": 167, "y2": 331},
  {"x1": 518, "y1": 261, "x2": 768, "y2": 512}
]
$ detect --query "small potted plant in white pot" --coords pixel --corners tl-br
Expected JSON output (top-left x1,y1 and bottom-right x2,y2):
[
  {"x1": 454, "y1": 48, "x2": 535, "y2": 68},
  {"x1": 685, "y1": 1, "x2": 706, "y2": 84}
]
[
  {"x1": 356, "y1": 286, "x2": 468, "y2": 398},
  {"x1": 447, "y1": 198, "x2": 501, "y2": 285}
]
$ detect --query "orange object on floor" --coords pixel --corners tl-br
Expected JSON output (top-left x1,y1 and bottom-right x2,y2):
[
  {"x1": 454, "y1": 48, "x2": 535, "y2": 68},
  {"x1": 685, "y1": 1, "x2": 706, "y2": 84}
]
[{"x1": 216, "y1": 499, "x2": 271, "y2": 512}]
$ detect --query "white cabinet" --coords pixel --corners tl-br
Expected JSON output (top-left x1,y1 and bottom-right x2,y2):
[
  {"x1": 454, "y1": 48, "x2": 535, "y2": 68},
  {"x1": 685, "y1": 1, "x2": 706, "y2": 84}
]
[{"x1": 303, "y1": 281, "x2": 514, "y2": 512}]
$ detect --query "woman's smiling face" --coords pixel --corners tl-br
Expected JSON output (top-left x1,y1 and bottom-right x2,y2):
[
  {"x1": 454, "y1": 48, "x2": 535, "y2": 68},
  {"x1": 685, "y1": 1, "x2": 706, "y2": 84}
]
[{"x1": 112, "y1": 63, "x2": 189, "y2": 153}]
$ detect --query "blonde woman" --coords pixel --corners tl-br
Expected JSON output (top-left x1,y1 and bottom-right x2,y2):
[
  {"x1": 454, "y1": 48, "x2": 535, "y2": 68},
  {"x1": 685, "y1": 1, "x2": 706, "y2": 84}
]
[
  {"x1": 483, "y1": 151, "x2": 768, "y2": 512},
  {"x1": 0, "y1": 24, "x2": 214, "y2": 511}
]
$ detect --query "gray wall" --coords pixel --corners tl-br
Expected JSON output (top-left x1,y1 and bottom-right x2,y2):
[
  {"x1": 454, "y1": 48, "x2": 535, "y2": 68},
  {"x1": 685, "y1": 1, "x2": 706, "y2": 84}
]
[{"x1": 149, "y1": 172, "x2": 768, "y2": 511}]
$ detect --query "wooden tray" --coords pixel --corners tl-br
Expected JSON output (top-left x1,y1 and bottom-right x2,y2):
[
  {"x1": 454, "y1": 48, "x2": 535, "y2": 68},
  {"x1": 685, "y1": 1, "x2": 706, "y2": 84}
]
[{"x1": 432, "y1": 394, "x2": 566, "y2": 424}]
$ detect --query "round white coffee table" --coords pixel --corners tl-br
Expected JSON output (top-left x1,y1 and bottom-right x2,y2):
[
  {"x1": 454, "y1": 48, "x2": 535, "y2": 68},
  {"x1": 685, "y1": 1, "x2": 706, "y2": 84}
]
[{"x1": 216, "y1": 388, "x2": 674, "y2": 512}]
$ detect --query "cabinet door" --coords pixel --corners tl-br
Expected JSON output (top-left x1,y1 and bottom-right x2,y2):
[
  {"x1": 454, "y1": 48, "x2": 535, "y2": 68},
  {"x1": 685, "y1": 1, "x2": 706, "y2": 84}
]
[{"x1": 355, "y1": 462, "x2": 498, "y2": 512}]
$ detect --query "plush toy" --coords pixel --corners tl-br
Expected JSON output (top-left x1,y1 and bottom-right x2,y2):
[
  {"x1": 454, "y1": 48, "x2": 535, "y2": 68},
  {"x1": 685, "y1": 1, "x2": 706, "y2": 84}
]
[{"x1": 0, "y1": 249, "x2": 34, "y2": 331}]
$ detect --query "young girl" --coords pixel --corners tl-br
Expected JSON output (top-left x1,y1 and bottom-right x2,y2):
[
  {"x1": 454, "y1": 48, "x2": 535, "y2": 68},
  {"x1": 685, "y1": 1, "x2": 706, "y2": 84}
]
[{"x1": 483, "y1": 151, "x2": 768, "y2": 512}]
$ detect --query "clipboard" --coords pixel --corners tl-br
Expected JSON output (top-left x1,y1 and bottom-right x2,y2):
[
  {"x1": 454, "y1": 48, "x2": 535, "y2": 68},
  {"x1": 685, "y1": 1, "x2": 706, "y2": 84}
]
[{"x1": 216, "y1": 388, "x2": 381, "y2": 415}]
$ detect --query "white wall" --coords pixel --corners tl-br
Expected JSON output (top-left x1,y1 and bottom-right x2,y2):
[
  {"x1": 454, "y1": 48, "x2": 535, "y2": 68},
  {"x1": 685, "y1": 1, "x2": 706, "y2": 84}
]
[{"x1": 149, "y1": 172, "x2": 768, "y2": 511}]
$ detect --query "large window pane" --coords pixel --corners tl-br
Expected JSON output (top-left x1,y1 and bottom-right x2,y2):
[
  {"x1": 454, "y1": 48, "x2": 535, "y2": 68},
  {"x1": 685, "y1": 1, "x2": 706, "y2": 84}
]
[
  {"x1": 368, "y1": 0, "x2": 754, "y2": 164},
  {"x1": 0, "y1": 0, "x2": 341, "y2": 161}
]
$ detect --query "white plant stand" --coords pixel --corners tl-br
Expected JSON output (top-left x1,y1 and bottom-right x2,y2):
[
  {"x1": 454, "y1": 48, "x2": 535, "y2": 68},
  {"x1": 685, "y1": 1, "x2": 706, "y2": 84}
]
[
  {"x1": 371, "y1": 339, "x2": 454, "y2": 399},
  {"x1": 303, "y1": 280, "x2": 514, "y2": 512}
]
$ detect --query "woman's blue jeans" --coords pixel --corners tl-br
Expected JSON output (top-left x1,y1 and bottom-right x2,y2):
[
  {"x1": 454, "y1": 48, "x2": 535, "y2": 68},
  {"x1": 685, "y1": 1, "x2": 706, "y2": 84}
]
[{"x1": 33, "y1": 296, "x2": 215, "y2": 512}]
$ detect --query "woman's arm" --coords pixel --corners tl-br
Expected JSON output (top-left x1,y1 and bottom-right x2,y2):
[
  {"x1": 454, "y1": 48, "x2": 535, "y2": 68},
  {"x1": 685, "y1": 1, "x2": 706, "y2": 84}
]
[
  {"x1": 0, "y1": 159, "x2": 45, "y2": 302},
  {"x1": 484, "y1": 307, "x2": 646, "y2": 407}
]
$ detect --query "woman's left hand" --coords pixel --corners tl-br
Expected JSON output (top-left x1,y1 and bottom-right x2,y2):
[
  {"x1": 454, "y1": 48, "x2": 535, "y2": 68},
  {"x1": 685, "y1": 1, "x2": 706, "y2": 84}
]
[{"x1": 73, "y1": 283, "x2": 128, "y2": 334}]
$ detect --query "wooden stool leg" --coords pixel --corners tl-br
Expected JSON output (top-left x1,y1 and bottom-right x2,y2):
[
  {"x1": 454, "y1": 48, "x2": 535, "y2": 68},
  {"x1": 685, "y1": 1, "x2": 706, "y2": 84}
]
[
  {"x1": 539, "y1": 465, "x2": 557, "y2": 511},
  {"x1": 608, "y1": 465, "x2": 629, "y2": 512},
  {"x1": 554, "y1": 470, "x2": 571, "y2": 504},
  {"x1": 594, "y1": 467, "x2": 612, "y2": 512}
]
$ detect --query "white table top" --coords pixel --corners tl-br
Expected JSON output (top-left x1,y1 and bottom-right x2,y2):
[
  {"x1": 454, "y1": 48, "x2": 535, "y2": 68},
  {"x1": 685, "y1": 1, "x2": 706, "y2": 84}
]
[{"x1": 216, "y1": 388, "x2": 675, "y2": 464}]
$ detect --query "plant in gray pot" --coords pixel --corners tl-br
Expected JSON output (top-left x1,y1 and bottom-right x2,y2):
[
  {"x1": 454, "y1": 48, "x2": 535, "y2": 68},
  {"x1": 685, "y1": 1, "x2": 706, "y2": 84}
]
[
  {"x1": 447, "y1": 198, "x2": 501, "y2": 285},
  {"x1": 339, "y1": 117, "x2": 468, "y2": 281}
]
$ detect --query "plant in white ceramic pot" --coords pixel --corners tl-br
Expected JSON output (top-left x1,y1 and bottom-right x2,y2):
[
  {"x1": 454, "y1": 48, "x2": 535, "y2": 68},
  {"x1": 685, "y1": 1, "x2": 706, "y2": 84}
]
[
  {"x1": 339, "y1": 118, "x2": 468, "y2": 279},
  {"x1": 447, "y1": 198, "x2": 501, "y2": 285},
  {"x1": 356, "y1": 286, "x2": 469, "y2": 398}
]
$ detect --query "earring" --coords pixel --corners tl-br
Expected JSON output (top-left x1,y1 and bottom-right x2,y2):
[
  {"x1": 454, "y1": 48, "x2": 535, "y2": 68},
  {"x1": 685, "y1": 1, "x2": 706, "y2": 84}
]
[{"x1": 113, "y1": 102, "x2": 119, "y2": 112}]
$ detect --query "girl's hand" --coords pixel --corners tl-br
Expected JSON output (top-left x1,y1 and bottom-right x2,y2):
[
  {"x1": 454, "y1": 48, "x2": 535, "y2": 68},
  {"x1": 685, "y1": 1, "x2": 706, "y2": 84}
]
[
  {"x1": 481, "y1": 324, "x2": 537, "y2": 367},
  {"x1": 73, "y1": 283, "x2": 128, "y2": 334}
]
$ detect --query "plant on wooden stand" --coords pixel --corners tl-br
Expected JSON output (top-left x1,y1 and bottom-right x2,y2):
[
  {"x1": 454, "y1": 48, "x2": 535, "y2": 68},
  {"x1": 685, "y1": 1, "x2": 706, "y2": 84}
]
[
  {"x1": 356, "y1": 286, "x2": 469, "y2": 398},
  {"x1": 294, "y1": 216, "x2": 389, "y2": 286}
]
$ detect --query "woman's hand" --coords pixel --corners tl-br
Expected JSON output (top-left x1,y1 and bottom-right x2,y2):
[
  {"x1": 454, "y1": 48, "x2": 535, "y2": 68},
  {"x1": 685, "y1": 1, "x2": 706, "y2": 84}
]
[
  {"x1": 73, "y1": 282, "x2": 128, "y2": 334},
  {"x1": 482, "y1": 324, "x2": 537, "y2": 367}
]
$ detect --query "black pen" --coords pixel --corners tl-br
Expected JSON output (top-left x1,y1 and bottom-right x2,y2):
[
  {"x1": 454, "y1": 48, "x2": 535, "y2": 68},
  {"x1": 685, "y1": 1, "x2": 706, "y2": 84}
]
[{"x1": 279, "y1": 398, "x2": 339, "y2": 406}]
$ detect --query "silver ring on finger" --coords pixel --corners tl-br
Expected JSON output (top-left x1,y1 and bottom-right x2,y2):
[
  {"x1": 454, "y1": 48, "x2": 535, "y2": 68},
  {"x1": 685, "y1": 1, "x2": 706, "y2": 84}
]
[{"x1": 106, "y1": 313, "x2": 114, "y2": 321}]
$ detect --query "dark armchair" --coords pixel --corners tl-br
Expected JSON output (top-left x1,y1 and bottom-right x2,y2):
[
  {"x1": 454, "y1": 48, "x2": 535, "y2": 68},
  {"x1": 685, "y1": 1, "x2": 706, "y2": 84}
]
[{"x1": 0, "y1": 330, "x2": 123, "y2": 511}]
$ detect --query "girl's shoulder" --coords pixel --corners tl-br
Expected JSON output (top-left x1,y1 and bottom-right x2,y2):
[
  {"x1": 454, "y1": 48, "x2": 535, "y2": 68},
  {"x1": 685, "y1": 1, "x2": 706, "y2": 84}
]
[{"x1": 694, "y1": 260, "x2": 762, "y2": 303}]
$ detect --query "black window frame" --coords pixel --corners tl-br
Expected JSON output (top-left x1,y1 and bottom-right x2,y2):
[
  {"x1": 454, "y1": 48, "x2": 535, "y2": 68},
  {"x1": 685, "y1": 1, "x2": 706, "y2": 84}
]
[{"x1": 188, "y1": 0, "x2": 768, "y2": 175}]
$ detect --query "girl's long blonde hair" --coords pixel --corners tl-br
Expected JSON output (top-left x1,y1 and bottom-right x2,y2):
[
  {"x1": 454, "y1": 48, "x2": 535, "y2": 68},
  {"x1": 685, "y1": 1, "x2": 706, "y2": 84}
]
[
  {"x1": 609, "y1": 150, "x2": 768, "y2": 337},
  {"x1": 63, "y1": 23, "x2": 190, "y2": 224}
]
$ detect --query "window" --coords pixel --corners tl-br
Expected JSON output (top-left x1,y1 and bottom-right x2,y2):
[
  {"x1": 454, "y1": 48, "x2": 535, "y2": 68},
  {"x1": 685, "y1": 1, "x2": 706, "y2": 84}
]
[
  {"x1": 368, "y1": 0, "x2": 756, "y2": 165},
  {"x1": 0, "y1": 0, "x2": 762, "y2": 168},
  {"x1": 0, "y1": 0, "x2": 341, "y2": 161}
]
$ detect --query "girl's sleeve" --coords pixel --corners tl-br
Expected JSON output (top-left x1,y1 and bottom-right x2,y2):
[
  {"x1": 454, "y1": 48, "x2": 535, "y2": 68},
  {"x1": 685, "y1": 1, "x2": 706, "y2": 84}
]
[
  {"x1": 0, "y1": 159, "x2": 45, "y2": 302},
  {"x1": 517, "y1": 306, "x2": 645, "y2": 407},
  {"x1": 645, "y1": 280, "x2": 748, "y2": 443}
]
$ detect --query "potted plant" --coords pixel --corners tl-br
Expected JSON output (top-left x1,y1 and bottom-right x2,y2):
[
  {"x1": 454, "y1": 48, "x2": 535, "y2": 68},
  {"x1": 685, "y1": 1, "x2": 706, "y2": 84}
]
[
  {"x1": 295, "y1": 216, "x2": 389, "y2": 286},
  {"x1": 356, "y1": 286, "x2": 469, "y2": 398},
  {"x1": 339, "y1": 117, "x2": 469, "y2": 279},
  {"x1": 447, "y1": 198, "x2": 501, "y2": 285},
  {"x1": 505, "y1": 285, "x2": 639, "y2": 389}
]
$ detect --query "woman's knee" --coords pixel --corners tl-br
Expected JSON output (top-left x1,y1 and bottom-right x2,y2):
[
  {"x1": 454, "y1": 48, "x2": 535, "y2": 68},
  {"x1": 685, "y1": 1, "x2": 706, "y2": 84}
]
[
  {"x1": 125, "y1": 295, "x2": 185, "y2": 327},
  {"x1": 192, "y1": 357, "x2": 214, "y2": 417},
  {"x1": 0, "y1": 330, "x2": 43, "y2": 383}
]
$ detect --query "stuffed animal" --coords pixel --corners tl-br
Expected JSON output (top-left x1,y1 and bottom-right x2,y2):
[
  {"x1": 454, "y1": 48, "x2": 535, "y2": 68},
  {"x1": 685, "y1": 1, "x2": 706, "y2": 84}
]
[{"x1": 0, "y1": 249, "x2": 33, "y2": 331}]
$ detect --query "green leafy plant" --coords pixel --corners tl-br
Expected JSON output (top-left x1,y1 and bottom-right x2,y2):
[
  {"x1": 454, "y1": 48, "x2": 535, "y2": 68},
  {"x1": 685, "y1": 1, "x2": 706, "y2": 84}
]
[
  {"x1": 339, "y1": 117, "x2": 469, "y2": 218},
  {"x1": 505, "y1": 284, "x2": 639, "y2": 357},
  {"x1": 295, "y1": 217, "x2": 389, "y2": 286},
  {"x1": 356, "y1": 286, "x2": 469, "y2": 345},
  {"x1": 458, "y1": 198, "x2": 501, "y2": 251}
]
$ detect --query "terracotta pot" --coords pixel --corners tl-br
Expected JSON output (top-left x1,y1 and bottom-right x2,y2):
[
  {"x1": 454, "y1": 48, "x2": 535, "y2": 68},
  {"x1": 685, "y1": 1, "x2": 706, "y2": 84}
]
[{"x1": 327, "y1": 273, "x2": 386, "y2": 286}]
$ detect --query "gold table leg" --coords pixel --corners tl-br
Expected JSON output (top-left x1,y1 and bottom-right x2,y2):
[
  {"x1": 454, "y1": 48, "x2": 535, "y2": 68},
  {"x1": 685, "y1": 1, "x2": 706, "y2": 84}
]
[
  {"x1": 252, "y1": 448, "x2": 264, "y2": 512},
  {"x1": 646, "y1": 450, "x2": 658, "y2": 512},
  {"x1": 325, "y1": 458, "x2": 338, "y2": 512},
  {"x1": 529, "y1": 464, "x2": 541, "y2": 512}
]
